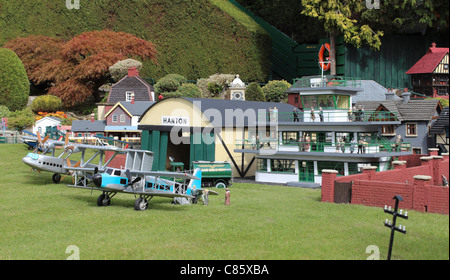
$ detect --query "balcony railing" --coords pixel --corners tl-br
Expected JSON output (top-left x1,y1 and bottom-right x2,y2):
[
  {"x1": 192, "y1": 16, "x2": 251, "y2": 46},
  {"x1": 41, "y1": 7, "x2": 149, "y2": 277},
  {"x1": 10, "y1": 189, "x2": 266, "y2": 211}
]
[
  {"x1": 260, "y1": 110, "x2": 399, "y2": 123},
  {"x1": 236, "y1": 139, "x2": 411, "y2": 154},
  {"x1": 292, "y1": 76, "x2": 362, "y2": 88}
]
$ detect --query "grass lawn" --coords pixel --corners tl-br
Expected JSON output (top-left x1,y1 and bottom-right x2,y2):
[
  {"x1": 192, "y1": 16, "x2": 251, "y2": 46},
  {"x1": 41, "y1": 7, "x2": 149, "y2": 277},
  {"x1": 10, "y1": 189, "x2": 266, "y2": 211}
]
[{"x1": 0, "y1": 144, "x2": 448, "y2": 260}]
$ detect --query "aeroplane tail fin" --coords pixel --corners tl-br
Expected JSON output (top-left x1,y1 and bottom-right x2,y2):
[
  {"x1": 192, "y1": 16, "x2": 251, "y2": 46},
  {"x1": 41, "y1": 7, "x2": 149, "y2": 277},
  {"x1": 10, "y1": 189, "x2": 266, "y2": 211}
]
[{"x1": 187, "y1": 168, "x2": 202, "y2": 191}]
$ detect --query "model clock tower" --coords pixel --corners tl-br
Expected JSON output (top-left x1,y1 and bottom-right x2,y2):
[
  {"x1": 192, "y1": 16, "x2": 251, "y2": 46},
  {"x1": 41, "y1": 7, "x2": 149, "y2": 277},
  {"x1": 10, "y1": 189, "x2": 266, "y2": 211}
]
[{"x1": 229, "y1": 75, "x2": 246, "y2": 101}]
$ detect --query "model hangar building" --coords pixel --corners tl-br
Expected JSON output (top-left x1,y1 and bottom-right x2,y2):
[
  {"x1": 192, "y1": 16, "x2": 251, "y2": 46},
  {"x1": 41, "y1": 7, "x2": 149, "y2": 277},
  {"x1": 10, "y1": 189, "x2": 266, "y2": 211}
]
[{"x1": 73, "y1": 69, "x2": 443, "y2": 187}]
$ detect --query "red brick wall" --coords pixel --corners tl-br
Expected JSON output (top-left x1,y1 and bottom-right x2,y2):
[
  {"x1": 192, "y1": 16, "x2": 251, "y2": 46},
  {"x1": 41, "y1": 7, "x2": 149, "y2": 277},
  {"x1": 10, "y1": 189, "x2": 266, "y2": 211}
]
[{"x1": 321, "y1": 154, "x2": 449, "y2": 215}]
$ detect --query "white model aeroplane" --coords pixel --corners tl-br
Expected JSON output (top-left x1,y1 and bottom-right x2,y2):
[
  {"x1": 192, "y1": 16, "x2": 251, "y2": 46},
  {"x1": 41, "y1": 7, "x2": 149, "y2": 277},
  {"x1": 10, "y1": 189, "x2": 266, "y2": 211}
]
[{"x1": 21, "y1": 133, "x2": 126, "y2": 183}]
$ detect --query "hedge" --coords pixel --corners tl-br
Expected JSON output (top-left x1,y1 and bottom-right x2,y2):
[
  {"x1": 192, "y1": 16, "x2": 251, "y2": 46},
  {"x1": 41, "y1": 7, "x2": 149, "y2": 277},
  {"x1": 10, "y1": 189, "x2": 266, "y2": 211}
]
[{"x1": 0, "y1": 0, "x2": 271, "y2": 83}]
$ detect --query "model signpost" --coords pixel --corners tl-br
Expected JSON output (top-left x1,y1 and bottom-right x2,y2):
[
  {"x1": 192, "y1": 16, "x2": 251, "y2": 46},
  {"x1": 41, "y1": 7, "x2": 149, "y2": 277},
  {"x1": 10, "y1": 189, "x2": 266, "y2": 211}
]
[{"x1": 384, "y1": 195, "x2": 408, "y2": 260}]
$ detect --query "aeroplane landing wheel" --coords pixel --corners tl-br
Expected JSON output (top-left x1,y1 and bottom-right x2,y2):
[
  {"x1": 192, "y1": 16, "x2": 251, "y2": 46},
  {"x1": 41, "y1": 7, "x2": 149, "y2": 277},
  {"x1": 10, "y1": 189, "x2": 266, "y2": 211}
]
[
  {"x1": 52, "y1": 173, "x2": 61, "y2": 184},
  {"x1": 97, "y1": 193, "x2": 111, "y2": 207},
  {"x1": 134, "y1": 197, "x2": 148, "y2": 211}
]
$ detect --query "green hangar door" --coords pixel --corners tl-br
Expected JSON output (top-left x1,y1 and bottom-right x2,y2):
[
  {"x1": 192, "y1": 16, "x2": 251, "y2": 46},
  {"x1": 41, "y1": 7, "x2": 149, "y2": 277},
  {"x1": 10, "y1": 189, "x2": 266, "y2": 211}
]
[{"x1": 141, "y1": 130, "x2": 215, "y2": 171}]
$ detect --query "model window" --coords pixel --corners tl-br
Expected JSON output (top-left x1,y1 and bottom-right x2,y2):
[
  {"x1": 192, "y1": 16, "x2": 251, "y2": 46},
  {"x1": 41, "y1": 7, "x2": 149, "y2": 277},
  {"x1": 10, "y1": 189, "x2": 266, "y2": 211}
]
[
  {"x1": 406, "y1": 123, "x2": 417, "y2": 136},
  {"x1": 120, "y1": 114, "x2": 126, "y2": 123},
  {"x1": 112, "y1": 115, "x2": 118, "y2": 123},
  {"x1": 257, "y1": 159, "x2": 268, "y2": 172},
  {"x1": 270, "y1": 159, "x2": 295, "y2": 174},
  {"x1": 126, "y1": 91, "x2": 133, "y2": 102},
  {"x1": 113, "y1": 170, "x2": 121, "y2": 176},
  {"x1": 106, "y1": 169, "x2": 113, "y2": 175},
  {"x1": 382, "y1": 125, "x2": 395, "y2": 135}
]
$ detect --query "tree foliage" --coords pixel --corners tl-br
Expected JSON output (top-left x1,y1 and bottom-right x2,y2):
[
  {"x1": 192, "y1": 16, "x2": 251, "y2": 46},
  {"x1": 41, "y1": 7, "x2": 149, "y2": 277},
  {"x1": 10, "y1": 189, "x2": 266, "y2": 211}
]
[
  {"x1": 360, "y1": 0, "x2": 449, "y2": 35},
  {"x1": 0, "y1": 48, "x2": 29, "y2": 111},
  {"x1": 4, "y1": 30, "x2": 157, "y2": 107},
  {"x1": 301, "y1": 0, "x2": 384, "y2": 50},
  {"x1": 262, "y1": 80, "x2": 291, "y2": 103},
  {"x1": 0, "y1": 0, "x2": 271, "y2": 84},
  {"x1": 245, "y1": 82, "x2": 265, "y2": 102},
  {"x1": 109, "y1": 59, "x2": 143, "y2": 82}
]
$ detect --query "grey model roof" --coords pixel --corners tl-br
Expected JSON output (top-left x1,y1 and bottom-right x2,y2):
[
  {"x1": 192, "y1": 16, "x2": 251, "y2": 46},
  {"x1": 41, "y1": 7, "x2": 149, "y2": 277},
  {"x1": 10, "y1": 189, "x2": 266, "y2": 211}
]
[
  {"x1": 356, "y1": 99, "x2": 441, "y2": 122},
  {"x1": 352, "y1": 80, "x2": 402, "y2": 103},
  {"x1": 71, "y1": 120, "x2": 106, "y2": 132},
  {"x1": 139, "y1": 97, "x2": 297, "y2": 127},
  {"x1": 118, "y1": 101, "x2": 156, "y2": 116},
  {"x1": 107, "y1": 76, "x2": 154, "y2": 103},
  {"x1": 430, "y1": 106, "x2": 449, "y2": 135}
]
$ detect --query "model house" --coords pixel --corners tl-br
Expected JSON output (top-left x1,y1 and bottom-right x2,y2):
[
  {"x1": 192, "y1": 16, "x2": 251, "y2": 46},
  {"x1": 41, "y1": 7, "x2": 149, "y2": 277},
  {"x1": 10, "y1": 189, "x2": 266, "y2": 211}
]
[
  {"x1": 104, "y1": 100, "x2": 155, "y2": 146},
  {"x1": 97, "y1": 66, "x2": 155, "y2": 121},
  {"x1": 406, "y1": 43, "x2": 449, "y2": 99},
  {"x1": 33, "y1": 116, "x2": 62, "y2": 136},
  {"x1": 356, "y1": 91, "x2": 442, "y2": 155}
]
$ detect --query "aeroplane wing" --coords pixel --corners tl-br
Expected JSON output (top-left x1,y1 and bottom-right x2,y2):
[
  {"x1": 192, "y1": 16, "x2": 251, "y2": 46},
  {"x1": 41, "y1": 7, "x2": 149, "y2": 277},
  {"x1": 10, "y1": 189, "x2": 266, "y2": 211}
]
[
  {"x1": 63, "y1": 166, "x2": 105, "y2": 173},
  {"x1": 198, "y1": 189, "x2": 219, "y2": 196},
  {"x1": 129, "y1": 170, "x2": 200, "y2": 180},
  {"x1": 128, "y1": 188, "x2": 194, "y2": 199}
]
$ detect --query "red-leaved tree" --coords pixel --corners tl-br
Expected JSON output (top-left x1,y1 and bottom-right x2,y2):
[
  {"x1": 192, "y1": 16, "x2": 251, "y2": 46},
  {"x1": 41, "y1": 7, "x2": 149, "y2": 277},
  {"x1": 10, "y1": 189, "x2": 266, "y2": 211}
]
[{"x1": 4, "y1": 30, "x2": 158, "y2": 107}]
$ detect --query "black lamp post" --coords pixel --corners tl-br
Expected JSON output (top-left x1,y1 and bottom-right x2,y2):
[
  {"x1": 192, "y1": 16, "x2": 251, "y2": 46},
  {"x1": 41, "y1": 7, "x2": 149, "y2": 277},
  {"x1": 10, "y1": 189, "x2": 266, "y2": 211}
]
[{"x1": 384, "y1": 195, "x2": 408, "y2": 260}]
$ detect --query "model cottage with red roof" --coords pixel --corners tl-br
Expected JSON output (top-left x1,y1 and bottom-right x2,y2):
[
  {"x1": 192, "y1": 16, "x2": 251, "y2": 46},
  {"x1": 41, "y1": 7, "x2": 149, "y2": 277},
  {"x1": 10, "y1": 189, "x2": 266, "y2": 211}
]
[{"x1": 406, "y1": 43, "x2": 449, "y2": 99}]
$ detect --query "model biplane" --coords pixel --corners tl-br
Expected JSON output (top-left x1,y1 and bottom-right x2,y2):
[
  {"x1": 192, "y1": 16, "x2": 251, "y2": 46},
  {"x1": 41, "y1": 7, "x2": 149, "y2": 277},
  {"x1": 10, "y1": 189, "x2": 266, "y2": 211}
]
[{"x1": 66, "y1": 150, "x2": 217, "y2": 211}]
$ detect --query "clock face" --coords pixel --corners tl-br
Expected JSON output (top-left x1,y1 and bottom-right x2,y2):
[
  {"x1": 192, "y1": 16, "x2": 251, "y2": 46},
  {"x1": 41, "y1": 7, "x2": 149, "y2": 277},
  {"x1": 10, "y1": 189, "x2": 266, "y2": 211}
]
[{"x1": 232, "y1": 91, "x2": 244, "y2": 100}]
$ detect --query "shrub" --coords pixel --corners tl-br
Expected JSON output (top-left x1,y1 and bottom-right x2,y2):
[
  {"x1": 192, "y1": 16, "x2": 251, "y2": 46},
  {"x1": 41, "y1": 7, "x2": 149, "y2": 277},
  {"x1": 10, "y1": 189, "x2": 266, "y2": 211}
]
[
  {"x1": 262, "y1": 80, "x2": 291, "y2": 103},
  {"x1": 31, "y1": 95, "x2": 62, "y2": 113},
  {"x1": 197, "y1": 74, "x2": 235, "y2": 98},
  {"x1": 175, "y1": 83, "x2": 202, "y2": 98},
  {"x1": 154, "y1": 74, "x2": 188, "y2": 94},
  {"x1": 7, "y1": 107, "x2": 35, "y2": 132},
  {"x1": 0, "y1": 105, "x2": 11, "y2": 119},
  {"x1": 0, "y1": 48, "x2": 29, "y2": 111},
  {"x1": 109, "y1": 59, "x2": 143, "y2": 82},
  {"x1": 245, "y1": 82, "x2": 265, "y2": 102}
]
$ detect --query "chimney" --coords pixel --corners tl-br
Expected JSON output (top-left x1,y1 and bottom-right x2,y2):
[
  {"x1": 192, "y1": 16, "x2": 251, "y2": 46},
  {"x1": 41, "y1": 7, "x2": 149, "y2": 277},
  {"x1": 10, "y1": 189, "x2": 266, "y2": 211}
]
[
  {"x1": 91, "y1": 113, "x2": 95, "y2": 123},
  {"x1": 402, "y1": 90, "x2": 411, "y2": 104},
  {"x1": 128, "y1": 66, "x2": 139, "y2": 77},
  {"x1": 385, "y1": 88, "x2": 395, "y2": 100},
  {"x1": 131, "y1": 92, "x2": 135, "y2": 104},
  {"x1": 431, "y1": 42, "x2": 436, "y2": 48}
]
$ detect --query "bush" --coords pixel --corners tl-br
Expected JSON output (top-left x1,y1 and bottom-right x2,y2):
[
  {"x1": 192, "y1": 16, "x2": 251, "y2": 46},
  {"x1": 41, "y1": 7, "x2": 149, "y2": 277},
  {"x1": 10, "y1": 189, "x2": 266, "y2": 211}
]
[
  {"x1": 175, "y1": 83, "x2": 202, "y2": 98},
  {"x1": 7, "y1": 107, "x2": 35, "y2": 132},
  {"x1": 0, "y1": 105, "x2": 11, "y2": 119},
  {"x1": 154, "y1": 74, "x2": 188, "y2": 94},
  {"x1": 0, "y1": 48, "x2": 29, "y2": 111},
  {"x1": 109, "y1": 59, "x2": 143, "y2": 82},
  {"x1": 31, "y1": 95, "x2": 62, "y2": 113},
  {"x1": 197, "y1": 74, "x2": 235, "y2": 98},
  {"x1": 262, "y1": 80, "x2": 291, "y2": 103},
  {"x1": 245, "y1": 82, "x2": 265, "y2": 102}
]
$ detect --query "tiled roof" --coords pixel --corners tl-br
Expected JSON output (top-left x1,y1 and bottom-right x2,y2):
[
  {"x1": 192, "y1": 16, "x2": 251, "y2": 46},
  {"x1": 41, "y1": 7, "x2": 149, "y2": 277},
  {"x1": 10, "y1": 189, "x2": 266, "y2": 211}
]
[
  {"x1": 430, "y1": 106, "x2": 449, "y2": 135},
  {"x1": 406, "y1": 44, "x2": 449, "y2": 74},
  {"x1": 71, "y1": 120, "x2": 106, "y2": 132},
  {"x1": 107, "y1": 76, "x2": 154, "y2": 103},
  {"x1": 356, "y1": 99, "x2": 440, "y2": 122}
]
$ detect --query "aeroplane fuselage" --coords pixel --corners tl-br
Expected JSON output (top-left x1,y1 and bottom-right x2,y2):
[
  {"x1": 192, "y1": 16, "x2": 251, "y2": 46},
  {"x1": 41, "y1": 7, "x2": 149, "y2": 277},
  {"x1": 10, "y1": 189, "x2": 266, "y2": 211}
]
[
  {"x1": 22, "y1": 153, "x2": 69, "y2": 174},
  {"x1": 92, "y1": 168, "x2": 180, "y2": 194}
]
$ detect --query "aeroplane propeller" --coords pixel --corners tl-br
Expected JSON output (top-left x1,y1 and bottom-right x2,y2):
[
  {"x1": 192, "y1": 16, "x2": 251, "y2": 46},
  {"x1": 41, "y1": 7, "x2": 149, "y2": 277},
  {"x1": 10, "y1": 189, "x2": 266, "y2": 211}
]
[{"x1": 61, "y1": 158, "x2": 81, "y2": 183}]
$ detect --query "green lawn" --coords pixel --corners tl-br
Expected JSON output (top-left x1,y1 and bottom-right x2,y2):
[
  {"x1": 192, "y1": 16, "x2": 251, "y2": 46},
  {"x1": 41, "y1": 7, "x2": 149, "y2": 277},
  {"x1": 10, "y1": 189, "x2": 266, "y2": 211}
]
[{"x1": 0, "y1": 144, "x2": 448, "y2": 260}]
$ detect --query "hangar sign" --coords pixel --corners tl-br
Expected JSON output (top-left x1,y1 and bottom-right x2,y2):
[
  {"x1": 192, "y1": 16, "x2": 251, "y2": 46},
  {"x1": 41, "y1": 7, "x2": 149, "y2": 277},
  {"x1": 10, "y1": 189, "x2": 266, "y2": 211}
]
[{"x1": 161, "y1": 116, "x2": 190, "y2": 126}]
